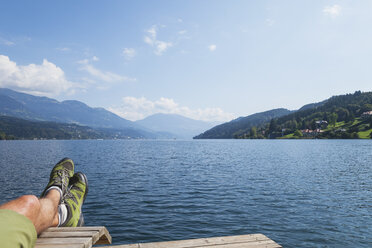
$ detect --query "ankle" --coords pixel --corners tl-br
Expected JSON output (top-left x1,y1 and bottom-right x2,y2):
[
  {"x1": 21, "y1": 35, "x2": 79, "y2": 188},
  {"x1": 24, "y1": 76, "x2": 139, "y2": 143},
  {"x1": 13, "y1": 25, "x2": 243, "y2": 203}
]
[{"x1": 45, "y1": 188, "x2": 62, "y2": 203}]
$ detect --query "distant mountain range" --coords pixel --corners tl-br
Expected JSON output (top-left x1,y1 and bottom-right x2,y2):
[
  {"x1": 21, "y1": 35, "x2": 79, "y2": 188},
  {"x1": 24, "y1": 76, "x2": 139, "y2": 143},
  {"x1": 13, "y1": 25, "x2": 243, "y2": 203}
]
[
  {"x1": 0, "y1": 88, "x2": 216, "y2": 139},
  {"x1": 0, "y1": 115, "x2": 152, "y2": 140},
  {"x1": 0, "y1": 88, "x2": 135, "y2": 129},
  {"x1": 3, "y1": 88, "x2": 370, "y2": 140},
  {"x1": 195, "y1": 91, "x2": 372, "y2": 139},
  {"x1": 194, "y1": 108, "x2": 292, "y2": 139},
  {"x1": 136, "y1": 113, "x2": 218, "y2": 139}
]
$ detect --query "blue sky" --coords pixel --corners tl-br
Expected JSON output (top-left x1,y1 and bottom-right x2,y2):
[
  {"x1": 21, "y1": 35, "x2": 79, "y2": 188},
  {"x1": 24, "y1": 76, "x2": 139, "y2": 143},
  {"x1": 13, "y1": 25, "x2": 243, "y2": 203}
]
[{"x1": 1, "y1": 1, "x2": 372, "y2": 122}]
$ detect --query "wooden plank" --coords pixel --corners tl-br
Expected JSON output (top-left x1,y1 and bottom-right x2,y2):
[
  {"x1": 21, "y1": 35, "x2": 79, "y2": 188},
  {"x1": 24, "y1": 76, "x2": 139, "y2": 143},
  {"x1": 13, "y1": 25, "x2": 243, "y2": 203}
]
[
  {"x1": 46, "y1": 226, "x2": 105, "y2": 232},
  {"x1": 94, "y1": 226, "x2": 112, "y2": 245},
  {"x1": 184, "y1": 240, "x2": 280, "y2": 248},
  {"x1": 46, "y1": 226, "x2": 106, "y2": 232},
  {"x1": 106, "y1": 242, "x2": 280, "y2": 248},
  {"x1": 102, "y1": 245, "x2": 139, "y2": 248},
  {"x1": 137, "y1": 234, "x2": 270, "y2": 248},
  {"x1": 44, "y1": 226, "x2": 112, "y2": 245},
  {"x1": 39, "y1": 231, "x2": 99, "y2": 243},
  {"x1": 36, "y1": 237, "x2": 92, "y2": 248},
  {"x1": 103, "y1": 234, "x2": 281, "y2": 248},
  {"x1": 35, "y1": 244, "x2": 84, "y2": 248}
]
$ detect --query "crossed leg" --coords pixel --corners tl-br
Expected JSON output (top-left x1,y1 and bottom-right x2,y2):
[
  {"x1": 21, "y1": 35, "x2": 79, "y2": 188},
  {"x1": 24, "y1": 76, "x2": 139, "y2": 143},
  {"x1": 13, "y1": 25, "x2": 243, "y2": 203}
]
[{"x1": 0, "y1": 189, "x2": 60, "y2": 234}]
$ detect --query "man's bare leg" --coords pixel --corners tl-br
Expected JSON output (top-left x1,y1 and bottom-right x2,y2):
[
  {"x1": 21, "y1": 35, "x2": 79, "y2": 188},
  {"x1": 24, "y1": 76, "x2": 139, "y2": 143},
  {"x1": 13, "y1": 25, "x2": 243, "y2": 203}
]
[{"x1": 0, "y1": 189, "x2": 60, "y2": 234}]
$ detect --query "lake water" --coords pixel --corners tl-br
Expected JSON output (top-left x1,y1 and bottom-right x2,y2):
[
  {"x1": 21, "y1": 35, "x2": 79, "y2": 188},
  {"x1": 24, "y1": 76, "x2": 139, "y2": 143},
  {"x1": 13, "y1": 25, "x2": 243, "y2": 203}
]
[{"x1": 0, "y1": 140, "x2": 371, "y2": 247}]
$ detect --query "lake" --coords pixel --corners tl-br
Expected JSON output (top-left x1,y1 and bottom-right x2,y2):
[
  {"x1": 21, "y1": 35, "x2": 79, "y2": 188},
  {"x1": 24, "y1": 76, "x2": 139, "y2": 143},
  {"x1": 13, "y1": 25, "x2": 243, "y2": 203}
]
[{"x1": 0, "y1": 140, "x2": 371, "y2": 247}]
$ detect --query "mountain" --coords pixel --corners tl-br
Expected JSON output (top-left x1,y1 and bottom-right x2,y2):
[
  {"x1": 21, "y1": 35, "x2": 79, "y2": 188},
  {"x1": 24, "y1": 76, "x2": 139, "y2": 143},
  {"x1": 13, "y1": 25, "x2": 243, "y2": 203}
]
[
  {"x1": 194, "y1": 108, "x2": 292, "y2": 139},
  {"x1": 258, "y1": 90, "x2": 372, "y2": 139},
  {"x1": 0, "y1": 88, "x2": 179, "y2": 139},
  {"x1": 0, "y1": 88, "x2": 201, "y2": 139},
  {"x1": 136, "y1": 113, "x2": 218, "y2": 139},
  {"x1": 297, "y1": 100, "x2": 327, "y2": 111},
  {"x1": 0, "y1": 115, "x2": 154, "y2": 140},
  {"x1": 0, "y1": 94, "x2": 37, "y2": 118},
  {"x1": 226, "y1": 91, "x2": 372, "y2": 139},
  {"x1": 0, "y1": 88, "x2": 136, "y2": 129}
]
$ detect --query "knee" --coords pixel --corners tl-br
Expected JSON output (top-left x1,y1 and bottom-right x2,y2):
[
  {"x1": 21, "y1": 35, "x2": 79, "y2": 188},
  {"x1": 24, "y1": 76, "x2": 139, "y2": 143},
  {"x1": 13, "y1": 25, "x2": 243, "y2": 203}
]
[{"x1": 18, "y1": 195, "x2": 40, "y2": 212}]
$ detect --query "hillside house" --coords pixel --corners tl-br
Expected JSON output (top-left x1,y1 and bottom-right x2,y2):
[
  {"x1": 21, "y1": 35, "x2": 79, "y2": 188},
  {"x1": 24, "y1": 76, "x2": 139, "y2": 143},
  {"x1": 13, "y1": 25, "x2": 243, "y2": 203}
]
[
  {"x1": 336, "y1": 128, "x2": 347, "y2": 132},
  {"x1": 361, "y1": 111, "x2": 372, "y2": 118},
  {"x1": 315, "y1": 120, "x2": 328, "y2": 129},
  {"x1": 301, "y1": 129, "x2": 324, "y2": 137}
]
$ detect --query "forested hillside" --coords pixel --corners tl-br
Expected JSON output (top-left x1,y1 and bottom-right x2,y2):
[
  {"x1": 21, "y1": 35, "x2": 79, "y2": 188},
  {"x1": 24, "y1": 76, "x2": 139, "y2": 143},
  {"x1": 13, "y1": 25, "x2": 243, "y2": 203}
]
[
  {"x1": 194, "y1": 108, "x2": 292, "y2": 139},
  {"x1": 0, "y1": 116, "x2": 150, "y2": 140},
  {"x1": 237, "y1": 91, "x2": 372, "y2": 139}
]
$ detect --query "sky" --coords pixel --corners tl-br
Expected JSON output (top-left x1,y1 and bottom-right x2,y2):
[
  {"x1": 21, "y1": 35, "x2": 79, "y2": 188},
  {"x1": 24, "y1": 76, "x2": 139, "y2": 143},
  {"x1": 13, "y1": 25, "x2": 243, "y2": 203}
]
[{"x1": 1, "y1": 0, "x2": 372, "y2": 122}]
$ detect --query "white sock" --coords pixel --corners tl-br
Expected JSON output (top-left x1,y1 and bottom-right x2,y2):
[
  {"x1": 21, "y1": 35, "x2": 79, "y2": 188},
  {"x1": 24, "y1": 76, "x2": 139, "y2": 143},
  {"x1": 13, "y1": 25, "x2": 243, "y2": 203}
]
[
  {"x1": 58, "y1": 204, "x2": 68, "y2": 227},
  {"x1": 44, "y1": 186, "x2": 63, "y2": 199}
]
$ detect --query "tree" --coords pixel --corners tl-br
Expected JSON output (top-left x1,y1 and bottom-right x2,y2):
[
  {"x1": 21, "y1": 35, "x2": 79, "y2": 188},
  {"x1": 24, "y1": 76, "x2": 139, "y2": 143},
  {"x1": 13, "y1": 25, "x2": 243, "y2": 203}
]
[
  {"x1": 346, "y1": 111, "x2": 355, "y2": 122},
  {"x1": 249, "y1": 126, "x2": 257, "y2": 138},
  {"x1": 362, "y1": 103, "x2": 372, "y2": 113},
  {"x1": 351, "y1": 132, "x2": 359, "y2": 139},
  {"x1": 269, "y1": 119, "x2": 278, "y2": 133},
  {"x1": 328, "y1": 113, "x2": 338, "y2": 127},
  {"x1": 311, "y1": 120, "x2": 317, "y2": 130},
  {"x1": 301, "y1": 120, "x2": 306, "y2": 129},
  {"x1": 294, "y1": 130, "x2": 303, "y2": 137},
  {"x1": 336, "y1": 108, "x2": 350, "y2": 122},
  {"x1": 349, "y1": 125, "x2": 359, "y2": 133},
  {"x1": 347, "y1": 104, "x2": 360, "y2": 114}
]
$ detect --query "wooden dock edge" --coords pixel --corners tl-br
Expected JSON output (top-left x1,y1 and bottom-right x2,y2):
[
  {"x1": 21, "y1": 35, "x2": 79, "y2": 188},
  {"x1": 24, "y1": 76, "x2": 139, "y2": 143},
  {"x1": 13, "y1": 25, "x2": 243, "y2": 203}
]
[
  {"x1": 36, "y1": 226, "x2": 112, "y2": 248},
  {"x1": 102, "y1": 233, "x2": 282, "y2": 248}
]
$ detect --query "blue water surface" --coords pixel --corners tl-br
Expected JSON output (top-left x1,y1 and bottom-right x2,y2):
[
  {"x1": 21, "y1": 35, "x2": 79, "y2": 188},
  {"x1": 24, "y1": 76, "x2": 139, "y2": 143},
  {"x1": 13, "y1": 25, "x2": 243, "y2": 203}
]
[{"x1": 0, "y1": 140, "x2": 371, "y2": 247}]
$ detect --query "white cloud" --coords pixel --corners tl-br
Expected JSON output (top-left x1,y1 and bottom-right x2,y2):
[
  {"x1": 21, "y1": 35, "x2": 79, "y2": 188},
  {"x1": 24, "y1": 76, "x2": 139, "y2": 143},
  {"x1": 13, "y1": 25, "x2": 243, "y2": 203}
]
[
  {"x1": 177, "y1": 18, "x2": 183, "y2": 23},
  {"x1": 208, "y1": 44, "x2": 217, "y2": 51},
  {"x1": 108, "y1": 96, "x2": 235, "y2": 122},
  {"x1": 78, "y1": 56, "x2": 98, "y2": 64},
  {"x1": 78, "y1": 56, "x2": 136, "y2": 83},
  {"x1": 122, "y1": 48, "x2": 136, "y2": 60},
  {"x1": 0, "y1": 37, "x2": 15, "y2": 46},
  {"x1": 144, "y1": 36, "x2": 154, "y2": 46},
  {"x1": 80, "y1": 64, "x2": 136, "y2": 83},
  {"x1": 155, "y1": 41, "x2": 172, "y2": 55},
  {"x1": 178, "y1": 30, "x2": 187, "y2": 35},
  {"x1": 323, "y1": 5, "x2": 342, "y2": 18},
  {"x1": 147, "y1": 26, "x2": 157, "y2": 38},
  {"x1": 0, "y1": 55, "x2": 75, "y2": 96},
  {"x1": 144, "y1": 25, "x2": 173, "y2": 55}
]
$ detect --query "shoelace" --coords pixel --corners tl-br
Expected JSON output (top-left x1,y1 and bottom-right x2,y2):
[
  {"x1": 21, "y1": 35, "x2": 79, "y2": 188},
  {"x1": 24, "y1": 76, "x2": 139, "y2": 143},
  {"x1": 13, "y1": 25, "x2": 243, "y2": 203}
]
[{"x1": 54, "y1": 169, "x2": 68, "y2": 203}]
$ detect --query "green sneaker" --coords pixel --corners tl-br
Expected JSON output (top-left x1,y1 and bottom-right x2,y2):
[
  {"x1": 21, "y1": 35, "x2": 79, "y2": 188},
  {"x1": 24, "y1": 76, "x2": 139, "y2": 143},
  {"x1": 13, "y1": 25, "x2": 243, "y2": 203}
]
[
  {"x1": 41, "y1": 158, "x2": 74, "y2": 201},
  {"x1": 60, "y1": 172, "x2": 88, "y2": 227}
]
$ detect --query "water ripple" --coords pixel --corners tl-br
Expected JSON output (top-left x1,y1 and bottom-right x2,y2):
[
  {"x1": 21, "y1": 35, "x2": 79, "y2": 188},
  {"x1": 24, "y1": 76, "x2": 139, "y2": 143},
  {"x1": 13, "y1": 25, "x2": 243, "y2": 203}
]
[{"x1": 0, "y1": 140, "x2": 371, "y2": 247}]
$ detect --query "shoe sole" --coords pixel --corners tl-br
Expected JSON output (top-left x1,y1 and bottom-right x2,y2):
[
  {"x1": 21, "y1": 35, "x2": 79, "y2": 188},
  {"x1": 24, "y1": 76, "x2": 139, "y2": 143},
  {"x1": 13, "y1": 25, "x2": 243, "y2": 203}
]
[
  {"x1": 80, "y1": 172, "x2": 89, "y2": 203},
  {"x1": 74, "y1": 172, "x2": 88, "y2": 227}
]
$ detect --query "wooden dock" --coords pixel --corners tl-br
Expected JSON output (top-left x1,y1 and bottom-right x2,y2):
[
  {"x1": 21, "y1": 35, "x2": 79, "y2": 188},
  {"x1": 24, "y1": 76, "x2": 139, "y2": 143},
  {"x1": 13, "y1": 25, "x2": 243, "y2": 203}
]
[
  {"x1": 36, "y1": 227, "x2": 282, "y2": 248},
  {"x1": 35, "y1": 226, "x2": 112, "y2": 248},
  {"x1": 103, "y1": 234, "x2": 282, "y2": 248}
]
